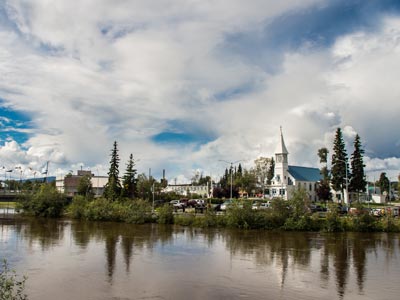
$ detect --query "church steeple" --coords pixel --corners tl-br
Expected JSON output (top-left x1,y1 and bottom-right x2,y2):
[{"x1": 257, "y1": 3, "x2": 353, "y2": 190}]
[
  {"x1": 275, "y1": 126, "x2": 289, "y2": 164},
  {"x1": 275, "y1": 126, "x2": 289, "y2": 156}
]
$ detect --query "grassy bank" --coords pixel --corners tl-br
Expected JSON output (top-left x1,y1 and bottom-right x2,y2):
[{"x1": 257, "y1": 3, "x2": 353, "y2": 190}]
[
  {"x1": 0, "y1": 202, "x2": 16, "y2": 208},
  {"x1": 14, "y1": 185, "x2": 400, "y2": 233}
]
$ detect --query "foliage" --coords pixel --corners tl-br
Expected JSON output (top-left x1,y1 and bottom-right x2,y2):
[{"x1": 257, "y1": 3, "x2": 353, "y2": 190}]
[
  {"x1": 331, "y1": 128, "x2": 349, "y2": 193},
  {"x1": 288, "y1": 189, "x2": 311, "y2": 220},
  {"x1": 318, "y1": 147, "x2": 329, "y2": 163},
  {"x1": 121, "y1": 153, "x2": 137, "y2": 199},
  {"x1": 225, "y1": 201, "x2": 254, "y2": 229},
  {"x1": 378, "y1": 172, "x2": 390, "y2": 194},
  {"x1": 324, "y1": 203, "x2": 344, "y2": 232},
  {"x1": 349, "y1": 134, "x2": 367, "y2": 193},
  {"x1": 317, "y1": 147, "x2": 332, "y2": 201},
  {"x1": 67, "y1": 195, "x2": 88, "y2": 219},
  {"x1": 0, "y1": 260, "x2": 28, "y2": 300},
  {"x1": 77, "y1": 174, "x2": 94, "y2": 198},
  {"x1": 156, "y1": 204, "x2": 174, "y2": 224},
  {"x1": 70, "y1": 197, "x2": 152, "y2": 223},
  {"x1": 18, "y1": 184, "x2": 68, "y2": 218},
  {"x1": 136, "y1": 173, "x2": 153, "y2": 201},
  {"x1": 104, "y1": 141, "x2": 122, "y2": 201},
  {"x1": 283, "y1": 216, "x2": 318, "y2": 231},
  {"x1": 316, "y1": 179, "x2": 332, "y2": 201},
  {"x1": 266, "y1": 157, "x2": 275, "y2": 185},
  {"x1": 124, "y1": 199, "x2": 153, "y2": 224}
]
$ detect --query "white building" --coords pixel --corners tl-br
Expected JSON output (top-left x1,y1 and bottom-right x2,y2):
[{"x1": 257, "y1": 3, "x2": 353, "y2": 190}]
[
  {"x1": 266, "y1": 129, "x2": 322, "y2": 201},
  {"x1": 162, "y1": 184, "x2": 209, "y2": 198}
]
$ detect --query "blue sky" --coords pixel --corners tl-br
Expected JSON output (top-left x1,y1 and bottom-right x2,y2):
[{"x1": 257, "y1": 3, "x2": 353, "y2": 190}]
[{"x1": 1, "y1": 0, "x2": 400, "y2": 182}]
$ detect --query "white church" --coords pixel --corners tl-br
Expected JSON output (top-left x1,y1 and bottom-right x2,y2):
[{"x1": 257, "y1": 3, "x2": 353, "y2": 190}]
[{"x1": 266, "y1": 129, "x2": 322, "y2": 201}]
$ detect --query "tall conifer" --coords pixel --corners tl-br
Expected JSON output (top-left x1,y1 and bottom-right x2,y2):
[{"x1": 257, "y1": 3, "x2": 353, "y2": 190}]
[
  {"x1": 349, "y1": 134, "x2": 367, "y2": 193},
  {"x1": 122, "y1": 153, "x2": 137, "y2": 199},
  {"x1": 331, "y1": 128, "x2": 349, "y2": 193},
  {"x1": 104, "y1": 141, "x2": 122, "y2": 201}
]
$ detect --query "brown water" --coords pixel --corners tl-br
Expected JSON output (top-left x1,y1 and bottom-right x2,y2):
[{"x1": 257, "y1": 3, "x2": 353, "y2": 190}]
[{"x1": 1, "y1": 218, "x2": 400, "y2": 300}]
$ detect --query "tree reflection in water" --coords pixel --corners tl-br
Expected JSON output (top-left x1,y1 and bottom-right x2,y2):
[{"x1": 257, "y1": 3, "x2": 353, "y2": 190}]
[{"x1": 2, "y1": 218, "x2": 400, "y2": 299}]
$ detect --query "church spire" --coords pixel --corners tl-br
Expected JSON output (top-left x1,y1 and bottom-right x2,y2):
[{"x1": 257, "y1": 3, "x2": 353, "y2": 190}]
[{"x1": 275, "y1": 126, "x2": 289, "y2": 155}]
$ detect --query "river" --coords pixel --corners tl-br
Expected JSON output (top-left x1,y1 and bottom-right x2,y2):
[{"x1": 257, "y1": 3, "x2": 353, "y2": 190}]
[{"x1": 1, "y1": 217, "x2": 400, "y2": 300}]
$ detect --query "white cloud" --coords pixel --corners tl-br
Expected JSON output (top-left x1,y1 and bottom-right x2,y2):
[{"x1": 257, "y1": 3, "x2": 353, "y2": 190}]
[{"x1": 0, "y1": 1, "x2": 400, "y2": 182}]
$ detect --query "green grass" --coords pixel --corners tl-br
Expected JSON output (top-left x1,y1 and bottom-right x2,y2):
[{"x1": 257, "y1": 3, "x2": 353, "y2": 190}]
[{"x1": 0, "y1": 202, "x2": 16, "y2": 208}]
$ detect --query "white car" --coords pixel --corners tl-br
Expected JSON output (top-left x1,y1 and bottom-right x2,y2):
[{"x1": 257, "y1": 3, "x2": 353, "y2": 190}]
[{"x1": 252, "y1": 202, "x2": 271, "y2": 210}]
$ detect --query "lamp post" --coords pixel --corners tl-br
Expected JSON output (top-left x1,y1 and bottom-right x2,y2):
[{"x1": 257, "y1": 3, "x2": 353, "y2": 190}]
[{"x1": 219, "y1": 160, "x2": 242, "y2": 200}]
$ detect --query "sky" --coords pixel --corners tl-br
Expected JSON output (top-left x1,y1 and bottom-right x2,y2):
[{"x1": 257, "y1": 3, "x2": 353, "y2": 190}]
[{"x1": 1, "y1": 0, "x2": 400, "y2": 183}]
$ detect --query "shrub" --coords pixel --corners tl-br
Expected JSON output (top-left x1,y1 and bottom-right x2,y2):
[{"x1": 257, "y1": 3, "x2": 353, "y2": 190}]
[
  {"x1": 283, "y1": 216, "x2": 318, "y2": 231},
  {"x1": 225, "y1": 201, "x2": 255, "y2": 229},
  {"x1": 67, "y1": 195, "x2": 88, "y2": 219},
  {"x1": 324, "y1": 203, "x2": 344, "y2": 232},
  {"x1": 157, "y1": 204, "x2": 174, "y2": 224},
  {"x1": 0, "y1": 260, "x2": 28, "y2": 300},
  {"x1": 18, "y1": 184, "x2": 68, "y2": 218},
  {"x1": 349, "y1": 213, "x2": 377, "y2": 232},
  {"x1": 124, "y1": 199, "x2": 152, "y2": 224},
  {"x1": 174, "y1": 214, "x2": 195, "y2": 226}
]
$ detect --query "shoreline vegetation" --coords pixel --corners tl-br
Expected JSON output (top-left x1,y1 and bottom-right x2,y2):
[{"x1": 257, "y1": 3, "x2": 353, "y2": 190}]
[{"x1": 12, "y1": 184, "x2": 400, "y2": 233}]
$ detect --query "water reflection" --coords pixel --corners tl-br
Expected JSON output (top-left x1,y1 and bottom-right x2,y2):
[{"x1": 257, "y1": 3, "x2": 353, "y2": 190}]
[{"x1": 1, "y1": 218, "x2": 400, "y2": 300}]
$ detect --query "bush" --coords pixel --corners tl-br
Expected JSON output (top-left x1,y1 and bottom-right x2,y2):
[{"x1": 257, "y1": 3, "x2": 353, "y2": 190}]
[
  {"x1": 0, "y1": 260, "x2": 28, "y2": 300},
  {"x1": 174, "y1": 214, "x2": 195, "y2": 226},
  {"x1": 81, "y1": 198, "x2": 152, "y2": 224},
  {"x1": 225, "y1": 201, "x2": 256, "y2": 229},
  {"x1": 18, "y1": 184, "x2": 68, "y2": 218},
  {"x1": 157, "y1": 204, "x2": 174, "y2": 224},
  {"x1": 67, "y1": 195, "x2": 88, "y2": 219},
  {"x1": 283, "y1": 216, "x2": 319, "y2": 231},
  {"x1": 324, "y1": 203, "x2": 344, "y2": 232},
  {"x1": 124, "y1": 199, "x2": 152, "y2": 224}
]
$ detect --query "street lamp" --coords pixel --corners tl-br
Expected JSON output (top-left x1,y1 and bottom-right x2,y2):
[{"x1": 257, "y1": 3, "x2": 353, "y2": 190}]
[{"x1": 219, "y1": 160, "x2": 242, "y2": 200}]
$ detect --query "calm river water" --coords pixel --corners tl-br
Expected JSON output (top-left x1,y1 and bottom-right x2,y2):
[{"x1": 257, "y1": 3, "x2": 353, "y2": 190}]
[{"x1": 1, "y1": 217, "x2": 400, "y2": 300}]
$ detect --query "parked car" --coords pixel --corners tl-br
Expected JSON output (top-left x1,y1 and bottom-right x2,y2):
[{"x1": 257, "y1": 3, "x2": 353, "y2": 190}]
[
  {"x1": 169, "y1": 200, "x2": 185, "y2": 209},
  {"x1": 220, "y1": 200, "x2": 233, "y2": 211},
  {"x1": 252, "y1": 202, "x2": 271, "y2": 210}
]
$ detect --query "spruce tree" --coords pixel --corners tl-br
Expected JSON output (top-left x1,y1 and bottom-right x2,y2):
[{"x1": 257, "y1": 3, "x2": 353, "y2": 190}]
[
  {"x1": 349, "y1": 134, "x2": 367, "y2": 193},
  {"x1": 331, "y1": 128, "x2": 349, "y2": 193},
  {"x1": 104, "y1": 141, "x2": 122, "y2": 201},
  {"x1": 122, "y1": 153, "x2": 137, "y2": 199}
]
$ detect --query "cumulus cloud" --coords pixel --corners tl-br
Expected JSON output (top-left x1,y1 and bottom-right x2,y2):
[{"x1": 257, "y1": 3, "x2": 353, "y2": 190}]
[{"x1": 0, "y1": 0, "x2": 399, "y2": 183}]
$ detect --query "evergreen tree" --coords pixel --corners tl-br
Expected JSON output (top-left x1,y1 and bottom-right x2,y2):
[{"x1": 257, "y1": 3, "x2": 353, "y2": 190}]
[
  {"x1": 349, "y1": 134, "x2": 367, "y2": 193},
  {"x1": 266, "y1": 157, "x2": 275, "y2": 185},
  {"x1": 122, "y1": 153, "x2": 137, "y2": 199},
  {"x1": 104, "y1": 141, "x2": 122, "y2": 201},
  {"x1": 331, "y1": 128, "x2": 349, "y2": 193},
  {"x1": 237, "y1": 163, "x2": 243, "y2": 178}
]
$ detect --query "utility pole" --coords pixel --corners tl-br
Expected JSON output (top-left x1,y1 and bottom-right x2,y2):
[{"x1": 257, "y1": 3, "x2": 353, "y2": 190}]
[{"x1": 219, "y1": 159, "x2": 242, "y2": 200}]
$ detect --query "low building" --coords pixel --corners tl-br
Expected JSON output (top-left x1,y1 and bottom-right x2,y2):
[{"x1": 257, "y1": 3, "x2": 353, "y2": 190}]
[
  {"x1": 162, "y1": 184, "x2": 209, "y2": 198},
  {"x1": 57, "y1": 170, "x2": 108, "y2": 197}
]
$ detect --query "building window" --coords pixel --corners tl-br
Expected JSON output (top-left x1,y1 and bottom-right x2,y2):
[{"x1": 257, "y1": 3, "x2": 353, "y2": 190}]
[{"x1": 309, "y1": 184, "x2": 312, "y2": 191}]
